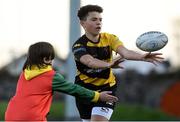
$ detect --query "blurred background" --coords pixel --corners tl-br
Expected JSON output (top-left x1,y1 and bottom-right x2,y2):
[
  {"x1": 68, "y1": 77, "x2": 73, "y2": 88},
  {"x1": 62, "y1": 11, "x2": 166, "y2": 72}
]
[{"x1": 0, "y1": 0, "x2": 180, "y2": 121}]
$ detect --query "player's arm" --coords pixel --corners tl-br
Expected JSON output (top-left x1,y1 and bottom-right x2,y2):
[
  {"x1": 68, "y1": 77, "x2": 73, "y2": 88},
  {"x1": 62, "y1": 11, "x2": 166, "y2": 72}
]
[
  {"x1": 72, "y1": 43, "x2": 123, "y2": 69},
  {"x1": 116, "y1": 45, "x2": 144, "y2": 60},
  {"x1": 80, "y1": 54, "x2": 112, "y2": 69},
  {"x1": 116, "y1": 45, "x2": 163, "y2": 64},
  {"x1": 80, "y1": 54, "x2": 124, "y2": 69},
  {"x1": 52, "y1": 72, "x2": 118, "y2": 103}
]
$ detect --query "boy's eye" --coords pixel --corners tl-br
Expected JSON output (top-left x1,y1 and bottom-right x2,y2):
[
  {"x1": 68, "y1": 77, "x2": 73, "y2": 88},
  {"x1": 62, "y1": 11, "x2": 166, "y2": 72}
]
[
  {"x1": 91, "y1": 19, "x2": 97, "y2": 21},
  {"x1": 91, "y1": 18, "x2": 102, "y2": 22}
]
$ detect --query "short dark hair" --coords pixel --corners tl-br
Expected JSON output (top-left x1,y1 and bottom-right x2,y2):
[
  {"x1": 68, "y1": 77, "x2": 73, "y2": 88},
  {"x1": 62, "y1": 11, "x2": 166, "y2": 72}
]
[
  {"x1": 77, "y1": 4, "x2": 103, "y2": 20},
  {"x1": 23, "y1": 42, "x2": 55, "y2": 70}
]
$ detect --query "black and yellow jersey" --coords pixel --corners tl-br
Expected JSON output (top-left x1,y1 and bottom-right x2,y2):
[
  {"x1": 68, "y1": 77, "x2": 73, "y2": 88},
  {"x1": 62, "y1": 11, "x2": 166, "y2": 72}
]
[{"x1": 72, "y1": 32, "x2": 123, "y2": 90}]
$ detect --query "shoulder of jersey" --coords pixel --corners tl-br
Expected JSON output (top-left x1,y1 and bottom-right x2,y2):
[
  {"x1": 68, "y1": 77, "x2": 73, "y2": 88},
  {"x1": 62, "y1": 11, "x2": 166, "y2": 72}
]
[{"x1": 100, "y1": 32, "x2": 115, "y2": 38}]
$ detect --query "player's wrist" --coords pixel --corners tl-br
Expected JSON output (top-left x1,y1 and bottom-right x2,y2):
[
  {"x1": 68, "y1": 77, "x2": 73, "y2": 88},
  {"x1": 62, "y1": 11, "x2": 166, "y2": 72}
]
[
  {"x1": 141, "y1": 56, "x2": 145, "y2": 61},
  {"x1": 139, "y1": 53, "x2": 146, "y2": 61},
  {"x1": 107, "y1": 63, "x2": 112, "y2": 68}
]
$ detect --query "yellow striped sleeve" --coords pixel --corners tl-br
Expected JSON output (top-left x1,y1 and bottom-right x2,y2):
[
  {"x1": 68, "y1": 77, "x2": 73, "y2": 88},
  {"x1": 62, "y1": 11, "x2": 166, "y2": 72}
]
[{"x1": 110, "y1": 34, "x2": 123, "y2": 51}]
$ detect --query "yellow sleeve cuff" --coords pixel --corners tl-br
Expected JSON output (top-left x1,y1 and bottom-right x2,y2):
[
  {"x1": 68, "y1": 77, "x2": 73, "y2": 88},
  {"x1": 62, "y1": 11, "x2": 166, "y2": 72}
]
[{"x1": 91, "y1": 91, "x2": 100, "y2": 102}]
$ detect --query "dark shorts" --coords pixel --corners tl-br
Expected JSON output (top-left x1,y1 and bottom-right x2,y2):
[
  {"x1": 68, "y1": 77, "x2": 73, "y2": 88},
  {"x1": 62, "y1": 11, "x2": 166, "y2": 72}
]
[{"x1": 75, "y1": 82, "x2": 117, "y2": 119}]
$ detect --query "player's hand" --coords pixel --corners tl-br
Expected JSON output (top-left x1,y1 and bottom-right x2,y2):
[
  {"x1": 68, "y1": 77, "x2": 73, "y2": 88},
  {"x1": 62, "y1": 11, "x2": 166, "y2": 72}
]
[
  {"x1": 110, "y1": 56, "x2": 125, "y2": 69},
  {"x1": 143, "y1": 52, "x2": 164, "y2": 65},
  {"x1": 99, "y1": 91, "x2": 118, "y2": 103}
]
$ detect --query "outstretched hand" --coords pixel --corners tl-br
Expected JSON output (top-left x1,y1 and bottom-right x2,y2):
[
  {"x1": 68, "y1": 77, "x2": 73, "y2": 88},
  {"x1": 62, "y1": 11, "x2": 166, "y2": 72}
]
[
  {"x1": 110, "y1": 56, "x2": 125, "y2": 69},
  {"x1": 99, "y1": 91, "x2": 118, "y2": 103},
  {"x1": 143, "y1": 52, "x2": 164, "y2": 65}
]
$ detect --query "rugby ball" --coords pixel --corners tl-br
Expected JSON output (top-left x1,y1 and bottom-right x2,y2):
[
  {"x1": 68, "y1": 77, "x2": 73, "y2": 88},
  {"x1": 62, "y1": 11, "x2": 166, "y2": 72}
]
[{"x1": 136, "y1": 31, "x2": 168, "y2": 52}]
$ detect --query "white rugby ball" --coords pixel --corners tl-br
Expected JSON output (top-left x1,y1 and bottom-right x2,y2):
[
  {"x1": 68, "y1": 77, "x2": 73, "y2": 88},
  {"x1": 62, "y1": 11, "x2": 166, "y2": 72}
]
[{"x1": 136, "y1": 31, "x2": 168, "y2": 52}]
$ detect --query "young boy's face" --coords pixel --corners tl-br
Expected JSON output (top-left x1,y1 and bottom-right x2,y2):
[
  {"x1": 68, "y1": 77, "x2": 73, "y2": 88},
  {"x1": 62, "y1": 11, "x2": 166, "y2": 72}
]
[{"x1": 81, "y1": 11, "x2": 102, "y2": 36}]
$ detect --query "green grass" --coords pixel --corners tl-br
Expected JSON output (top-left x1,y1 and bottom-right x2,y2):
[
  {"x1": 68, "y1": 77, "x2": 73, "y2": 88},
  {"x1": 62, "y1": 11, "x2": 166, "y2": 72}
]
[
  {"x1": 0, "y1": 101, "x2": 7, "y2": 120},
  {"x1": 0, "y1": 100, "x2": 65, "y2": 121},
  {"x1": 0, "y1": 101, "x2": 178, "y2": 121},
  {"x1": 47, "y1": 100, "x2": 65, "y2": 120},
  {"x1": 111, "y1": 103, "x2": 178, "y2": 121}
]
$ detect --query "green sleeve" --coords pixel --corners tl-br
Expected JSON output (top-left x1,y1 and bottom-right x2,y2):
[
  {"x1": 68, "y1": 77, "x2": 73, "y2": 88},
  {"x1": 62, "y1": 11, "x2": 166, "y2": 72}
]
[{"x1": 52, "y1": 72, "x2": 98, "y2": 101}]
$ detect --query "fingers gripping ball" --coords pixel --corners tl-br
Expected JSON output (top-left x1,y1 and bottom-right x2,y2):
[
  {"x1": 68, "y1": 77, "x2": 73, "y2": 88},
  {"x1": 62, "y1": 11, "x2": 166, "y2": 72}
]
[{"x1": 136, "y1": 31, "x2": 168, "y2": 52}]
